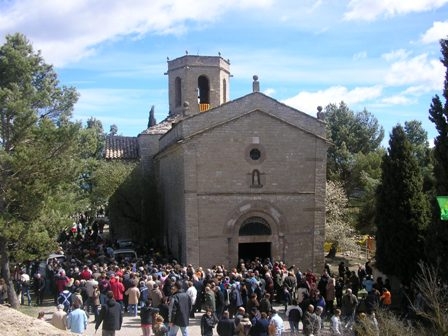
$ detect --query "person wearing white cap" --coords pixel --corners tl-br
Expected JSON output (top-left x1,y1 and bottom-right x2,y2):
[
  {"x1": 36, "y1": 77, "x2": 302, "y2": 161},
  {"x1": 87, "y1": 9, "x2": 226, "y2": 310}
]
[{"x1": 51, "y1": 304, "x2": 68, "y2": 330}]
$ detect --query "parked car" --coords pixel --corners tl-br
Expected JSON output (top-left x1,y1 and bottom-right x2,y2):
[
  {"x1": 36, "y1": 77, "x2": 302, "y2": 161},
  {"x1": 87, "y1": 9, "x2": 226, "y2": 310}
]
[
  {"x1": 113, "y1": 248, "x2": 138, "y2": 262},
  {"x1": 38, "y1": 253, "x2": 67, "y2": 277},
  {"x1": 116, "y1": 238, "x2": 136, "y2": 249},
  {"x1": 46, "y1": 253, "x2": 66, "y2": 265}
]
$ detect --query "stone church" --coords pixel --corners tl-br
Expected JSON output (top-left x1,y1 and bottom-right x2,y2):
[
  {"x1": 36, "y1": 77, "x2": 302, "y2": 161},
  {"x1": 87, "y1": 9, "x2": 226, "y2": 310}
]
[{"x1": 105, "y1": 55, "x2": 328, "y2": 271}]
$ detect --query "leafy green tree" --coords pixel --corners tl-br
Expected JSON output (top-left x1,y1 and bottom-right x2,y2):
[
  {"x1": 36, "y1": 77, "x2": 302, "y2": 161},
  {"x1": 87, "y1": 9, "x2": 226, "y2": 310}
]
[
  {"x1": 0, "y1": 33, "x2": 82, "y2": 308},
  {"x1": 88, "y1": 159, "x2": 137, "y2": 214},
  {"x1": 108, "y1": 164, "x2": 143, "y2": 239},
  {"x1": 404, "y1": 120, "x2": 434, "y2": 192},
  {"x1": 425, "y1": 37, "x2": 448, "y2": 280},
  {"x1": 325, "y1": 102, "x2": 385, "y2": 234},
  {"x1": 84, "y1": 117, "x2": 105, "y2": 159},
  {"x1": 77, "y1": 119, "x2": 137, "y2": 221},
  {"x1": 404, "y1": 120, "x2": 430, "y2": 165},
  {"x1": 375, "y1": 125, "x2": 430, "y2": 285},
  {"x1": 78, "y1": 118, "x2": 107, "y2": 215},
  {"x1": 109, "y1": 124, "x2": 118, "y2": 136},
  {"x1": 354, "y1": 149, "x2": 385, "y2": 234},
  {"x1": 325, "y1": 102, "x2": 384, "y2": 197}
]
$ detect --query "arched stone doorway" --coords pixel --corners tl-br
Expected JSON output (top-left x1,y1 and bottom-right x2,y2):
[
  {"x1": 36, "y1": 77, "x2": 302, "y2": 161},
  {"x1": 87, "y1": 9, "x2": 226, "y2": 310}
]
[
  {"x1": 224, "y1": 201, "x2": 286, "y2": 266},
  {"x1": 238, "y1": 217, "x2": 272, "y2": 261}
]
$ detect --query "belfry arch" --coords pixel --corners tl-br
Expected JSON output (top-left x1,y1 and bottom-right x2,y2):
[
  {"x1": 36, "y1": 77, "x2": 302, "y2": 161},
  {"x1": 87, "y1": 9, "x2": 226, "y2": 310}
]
[
  {"x1": 198, "y1": 75, "x2": 210, "y2": 104},
  {"x1": 224, "y1": 201, "x2": 287, "y2": 266}
]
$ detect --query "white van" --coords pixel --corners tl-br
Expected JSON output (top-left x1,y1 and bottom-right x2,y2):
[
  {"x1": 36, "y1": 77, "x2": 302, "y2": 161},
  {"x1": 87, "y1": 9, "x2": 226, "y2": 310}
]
[
  {"x1": 113, "y1": 248, "x2": 138, "y2": 262},
  {"x1": 38, "y1": 254, "x2": 67, "y2": 277},
  {"x1": 46, "y1": 253, "x2": 66, "y2": 265}
]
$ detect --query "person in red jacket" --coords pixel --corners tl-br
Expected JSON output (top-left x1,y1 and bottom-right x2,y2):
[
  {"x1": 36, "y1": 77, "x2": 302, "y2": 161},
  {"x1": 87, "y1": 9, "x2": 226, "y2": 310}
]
[
  {"x1": 80, "y1": 265, "x2": 92, "y2": 280},
  {"x1": 110, "y1": 276, "x2": 125, "y2": 310},
  {"x1": 380, "y1": 287, "x2": 392, "y2": 308},
  {"x1": 54, "y1": 271, "x2": 70, "y2": 303}
]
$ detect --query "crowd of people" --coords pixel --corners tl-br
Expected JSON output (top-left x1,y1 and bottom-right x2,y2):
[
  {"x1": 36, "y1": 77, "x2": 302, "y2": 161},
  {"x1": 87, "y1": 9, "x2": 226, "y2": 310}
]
[{"x1": 2, "y1": 218, "x2": 402, "y2": 335}]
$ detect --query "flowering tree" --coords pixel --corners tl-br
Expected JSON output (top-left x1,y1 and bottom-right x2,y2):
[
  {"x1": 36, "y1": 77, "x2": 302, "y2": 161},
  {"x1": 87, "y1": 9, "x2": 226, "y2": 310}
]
[{"x1": 325, "y1": 180, "x2": 358, "y2": 257}]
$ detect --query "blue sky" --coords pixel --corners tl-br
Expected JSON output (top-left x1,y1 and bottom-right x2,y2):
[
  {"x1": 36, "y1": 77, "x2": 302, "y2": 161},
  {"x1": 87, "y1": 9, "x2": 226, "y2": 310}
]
[{"x1": 1, "y1": 0, "x2": 448, "y2": 145}]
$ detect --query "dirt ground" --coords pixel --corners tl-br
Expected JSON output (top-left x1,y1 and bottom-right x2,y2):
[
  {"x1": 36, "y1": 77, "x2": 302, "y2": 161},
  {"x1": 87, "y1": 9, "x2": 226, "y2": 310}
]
[{"x1": 0, "y1": 304, "x2": 76, "y2": 336}]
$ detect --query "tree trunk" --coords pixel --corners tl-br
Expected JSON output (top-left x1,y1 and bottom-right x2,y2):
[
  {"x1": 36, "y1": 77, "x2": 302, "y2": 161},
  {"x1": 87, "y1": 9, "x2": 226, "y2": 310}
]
[{"x1": 0, "y1": 237, "x2": 19, "y2": 308}]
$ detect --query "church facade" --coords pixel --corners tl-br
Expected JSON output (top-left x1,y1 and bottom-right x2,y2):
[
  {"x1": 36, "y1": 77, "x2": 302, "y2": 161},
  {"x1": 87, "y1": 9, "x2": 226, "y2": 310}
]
[{"x1": 109, "y1": 55, "x2": 328, "y2": 271}]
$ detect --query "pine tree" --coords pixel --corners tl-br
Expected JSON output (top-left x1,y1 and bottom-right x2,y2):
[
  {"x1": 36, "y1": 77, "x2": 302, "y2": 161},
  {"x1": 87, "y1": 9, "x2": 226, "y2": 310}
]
[
  {"x1": 375, "y1": 126, "x2": 430, "y2": 285},
  {"x1": 426, "y1": 38, "x2": 448, "y2": 280},
  {"x1": 326, "y1": 102, "x2": 384, "y2": 197},
  {"x1": 0, "y1": 34, "x2": 82, "y2": 308}
]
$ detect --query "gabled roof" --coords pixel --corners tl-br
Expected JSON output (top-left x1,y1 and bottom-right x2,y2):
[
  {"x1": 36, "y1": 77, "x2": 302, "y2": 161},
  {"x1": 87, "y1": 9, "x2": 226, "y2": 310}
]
[
  {"x1": 158, "y1": 91, "x2": 327, "y2": 152},
  {"x1": 140, "y1": 114, "x2": 183, "y2": 135},
  {"x1": 104, "y1": 135, "x2": 139, "y2": 160}
]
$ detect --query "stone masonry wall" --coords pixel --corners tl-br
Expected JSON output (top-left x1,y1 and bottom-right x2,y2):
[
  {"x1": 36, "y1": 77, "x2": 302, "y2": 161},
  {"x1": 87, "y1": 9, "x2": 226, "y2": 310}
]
[{"x1": 179, "y1": 110, "x2": 327, "y2": 269}]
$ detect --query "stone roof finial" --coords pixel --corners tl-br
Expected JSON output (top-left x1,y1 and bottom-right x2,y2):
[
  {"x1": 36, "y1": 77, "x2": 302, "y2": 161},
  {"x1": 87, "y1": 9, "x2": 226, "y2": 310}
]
[
  {"x1": 252, "y1": 75, "x2": 260, "y2": 93},
  {"x1": 317, "y1": 106, "x2": 325, "y2": 121}
]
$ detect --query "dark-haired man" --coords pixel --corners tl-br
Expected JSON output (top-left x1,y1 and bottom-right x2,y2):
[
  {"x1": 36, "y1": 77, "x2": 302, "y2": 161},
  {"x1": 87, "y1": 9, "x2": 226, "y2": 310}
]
[
  {"x1": 168, "y1": 281, "x2": 192, "y2": 336},
  {"x1": 95, "y1": 291, "x2": 123, "y2": 336}
]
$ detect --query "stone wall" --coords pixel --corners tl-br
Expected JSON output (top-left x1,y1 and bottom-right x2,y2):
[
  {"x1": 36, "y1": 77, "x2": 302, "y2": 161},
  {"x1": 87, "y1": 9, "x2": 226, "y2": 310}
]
[
  {"x1": 169, "y1": 109, "x2": 327, "y2": 269},
  {"x1": 157, "y1": 145, "x2": 186, "y2": 262}
]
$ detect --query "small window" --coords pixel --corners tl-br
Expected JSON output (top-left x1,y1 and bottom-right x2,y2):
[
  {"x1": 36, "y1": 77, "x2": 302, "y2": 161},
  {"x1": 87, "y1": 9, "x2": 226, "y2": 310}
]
[
  {"x1": 245, "y1": 144, "x2": 266, "y2": 164},
  {"x1": 175, "y1": 77, "x2": 182, "y2": 107},
  {"x1": 250, "y1": 148, "x2": 261, "y2": 160},
  {"x1": 251, "y1": 169, "x2": 263, "y2": 188},
  {"x1": 223, "y1": 78, "x2": 227, "y2": 103}
]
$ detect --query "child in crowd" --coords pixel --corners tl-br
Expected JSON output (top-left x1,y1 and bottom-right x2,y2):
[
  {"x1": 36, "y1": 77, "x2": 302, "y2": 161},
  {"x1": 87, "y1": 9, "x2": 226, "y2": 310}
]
[
  {"x1": 152, "y1": 314, "x2": 168, "y2": 336},
  {"x1": 37, "y1": 311, "x2": 46, "y2": 320},
  {"x1": 140, "y1": 299, "x2": 159, "y2": 336}
]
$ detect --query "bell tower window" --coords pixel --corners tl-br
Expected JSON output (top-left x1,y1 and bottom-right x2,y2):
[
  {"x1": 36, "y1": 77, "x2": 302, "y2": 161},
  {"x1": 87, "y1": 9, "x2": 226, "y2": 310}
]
[
  {"x1": 198, "y1": 75, "x2": 210, "y2": 104},
  {"x1": 175, "y1": 77, "x2": 182, "y2": 107},
  {"x1": 223, "y1": 79, "x2": 227, "y2": 103}
]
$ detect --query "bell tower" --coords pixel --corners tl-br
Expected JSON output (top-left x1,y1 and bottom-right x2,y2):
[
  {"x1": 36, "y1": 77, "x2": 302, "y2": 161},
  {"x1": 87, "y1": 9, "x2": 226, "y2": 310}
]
[{"x1": 166, "y1": 55, "x2": 231, "y2": 116}]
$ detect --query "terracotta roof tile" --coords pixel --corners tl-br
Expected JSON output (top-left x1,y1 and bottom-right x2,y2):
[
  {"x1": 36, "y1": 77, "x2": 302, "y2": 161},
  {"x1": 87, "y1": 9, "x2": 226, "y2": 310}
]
[{"x1": 104, "y1": 135, "x2": 139, "y2": 160}]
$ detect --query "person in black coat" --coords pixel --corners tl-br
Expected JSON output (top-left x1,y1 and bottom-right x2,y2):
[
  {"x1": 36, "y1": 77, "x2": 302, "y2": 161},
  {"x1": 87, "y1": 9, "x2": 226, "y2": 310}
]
[
  {"x1": 168, "y1": 281, "x2": 192, "y2": 336},
  {"x1": 215, "y1": 286, "x2": 225, "y2": 319},
  {"x1": 95, "y1": 291, "x2": 123, "y2": 335},
  {"x1": 33, "y1": 273, "x2": 46, "y2": 306},
  {"x1": 201, "y1": 308, "x2": 218, "y2": 336},
  {"x1": 158, "y1": 296, "x2": 170, "y2": 323},
  {"x1": 217, "y1": 310, "x2": 235, "y2": 336},
  {"x1": 250, "y1": 311, "x2": 269, "y2": 336}
]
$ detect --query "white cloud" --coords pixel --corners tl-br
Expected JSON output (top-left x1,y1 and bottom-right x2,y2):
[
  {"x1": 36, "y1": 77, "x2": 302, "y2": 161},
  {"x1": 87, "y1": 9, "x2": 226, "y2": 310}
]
[
  {"x1": 421, "y1": 21, "x2": 448, "y2": 43},
  {"x1": 282, "y1": 85, "x2": 382, "y2": 114},
  {"x1": 0, "y1": 0, "x2": 272, "y2": 67},
  {"x1": 382, "y1": 49, "x2": 411, "y2": 62},
  {"x1": 344, "y1": 0, "x2": 448, "y2": 21},
  {"x1": 353, "y1": 51, "x2": 367, "y2": 61},
  {"x1": 381, "y1": 95, "x2": 413, "y2": 105},
  {"x1": 384, "y1": 53, "x2": 444, "y2": 90},
  {"x1": 403, "y1": 85, "x2": 435, "y2": 95},
  {"x1": 263, "y1": 88, "x2": 276, "y2": 96}
]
